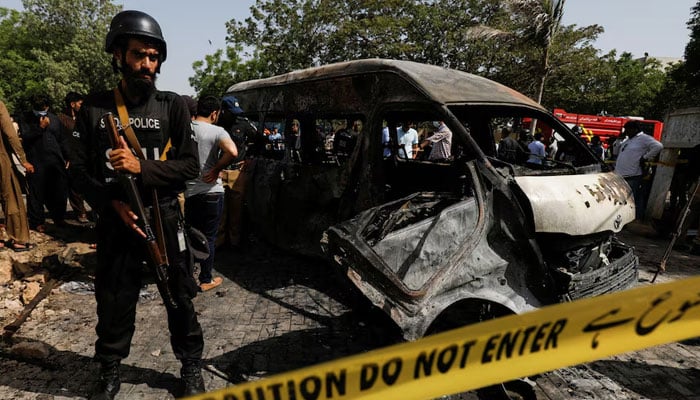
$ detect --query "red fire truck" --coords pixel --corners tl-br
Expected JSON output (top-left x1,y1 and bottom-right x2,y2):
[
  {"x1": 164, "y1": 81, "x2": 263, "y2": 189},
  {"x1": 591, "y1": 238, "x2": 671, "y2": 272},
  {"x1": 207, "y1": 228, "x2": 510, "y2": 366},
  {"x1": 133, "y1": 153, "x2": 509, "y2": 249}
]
[{"x1": 552, "y1": 108, "x2": 663, "y2": 145}]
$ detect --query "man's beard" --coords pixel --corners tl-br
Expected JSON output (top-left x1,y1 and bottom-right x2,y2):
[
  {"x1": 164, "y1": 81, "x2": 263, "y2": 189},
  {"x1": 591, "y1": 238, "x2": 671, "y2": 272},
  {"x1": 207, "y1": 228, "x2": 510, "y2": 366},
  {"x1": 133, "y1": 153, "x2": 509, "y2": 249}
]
[{"x1": 123, "y1": 66, "x2": 157, "y2": 98}]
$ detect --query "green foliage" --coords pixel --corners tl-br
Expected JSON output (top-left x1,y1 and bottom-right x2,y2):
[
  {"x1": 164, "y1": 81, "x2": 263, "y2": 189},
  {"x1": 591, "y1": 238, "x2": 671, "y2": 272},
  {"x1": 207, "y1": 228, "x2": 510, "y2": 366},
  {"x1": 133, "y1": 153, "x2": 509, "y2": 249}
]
[
  {"x1": 0, "y1": 0, "x2": 119, "y2": 113},
  {"x1": 209, "y1": 0, "x2": 604, "y2": 105},
  {"x1": 684, "y1": 1, "x2": 700, "y2": 86},
  {"x1": 648, "y1": 62, "x2": 700, "y2": 119},
  {"x1": 1, "y1": 0, "x2": 685, "y2": 121},
  {"x1": 190, "y1": 46, "x2": 248, "y2": 96},
  {"x1": 411, "y1": 0, "x2": 509, "y2": 70},
  {"x1": 463, "y1": 0, "x2": 567, "y2": 103},
  {"x1": 187, "y1": 0, "x2": 690, "y2": 121},
  {"x1": 537, "y1": 24, "x2": 607, "y2": 112},
  {"x1": 599, "y1": 52, "x2": 666, "y2": 118}
]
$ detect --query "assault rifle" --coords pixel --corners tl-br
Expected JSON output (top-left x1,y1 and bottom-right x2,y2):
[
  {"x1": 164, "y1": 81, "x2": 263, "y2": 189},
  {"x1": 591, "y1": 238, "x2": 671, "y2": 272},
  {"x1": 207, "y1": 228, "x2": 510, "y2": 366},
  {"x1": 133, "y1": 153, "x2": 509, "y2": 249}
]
[{"x1": 101, "y1": 113, "x2": 177, "y2": 308}]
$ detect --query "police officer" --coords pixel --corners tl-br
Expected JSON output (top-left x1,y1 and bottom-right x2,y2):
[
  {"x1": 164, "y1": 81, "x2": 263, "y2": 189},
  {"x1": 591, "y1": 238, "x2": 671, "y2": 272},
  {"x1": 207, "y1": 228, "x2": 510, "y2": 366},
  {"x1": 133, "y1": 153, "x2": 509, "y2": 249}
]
[
  {"x1": 69, "y1": 10, "x2": 205, "y2": 399},
  {"x1": 217, "y1": 94, "x2": 256, "y2": 162},
  {"x1": 215, "y1": 95, "x2": 256, "y2": 247}
]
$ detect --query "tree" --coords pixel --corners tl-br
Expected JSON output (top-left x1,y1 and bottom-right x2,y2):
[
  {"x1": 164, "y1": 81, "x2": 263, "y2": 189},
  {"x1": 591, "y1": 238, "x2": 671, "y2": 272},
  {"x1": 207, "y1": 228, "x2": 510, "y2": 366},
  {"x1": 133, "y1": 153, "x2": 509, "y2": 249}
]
[
  {"x1": 0, "y1": 0, "x2": 119, "y2": 112},
  {"x1": 684, "y1": 1, "x2": 700, "y2": 87},
  {"x1": 190, "y1": 46, "x2": 250, "y2": 96},
  {"x1": 538, "y1": 23, "x2": 609, "y2": 113},
  {"x1": 224, "y1": 0, "x2": 327, "y2": 78},
  {"x1": 464, "y1": 0, "x2": 566, "y2": 104},
  {"x1": 510, "y1": 0, "x2": 566, "y2": 104},
  {"x1": 648, "y1": 62, "x2": 699, "y2": 119},
  {"x1": 408, "y1": 0, "x2": 510, "y2": 71},
  {"x1": 598, "y1": 52, "x2": 666, "y2": 118},
  {"x1": 222, "y1": 0, "x2": 421, "y2": 78},
  {"x1": 195, "y1": 0, "x2": 655, "y2": 119},
  {"x1": 0, "y1": 8, "x2": 34, "y2": 111},
  {"x1": 209, "y1": 0, "x2": 597, "y2": 95}
]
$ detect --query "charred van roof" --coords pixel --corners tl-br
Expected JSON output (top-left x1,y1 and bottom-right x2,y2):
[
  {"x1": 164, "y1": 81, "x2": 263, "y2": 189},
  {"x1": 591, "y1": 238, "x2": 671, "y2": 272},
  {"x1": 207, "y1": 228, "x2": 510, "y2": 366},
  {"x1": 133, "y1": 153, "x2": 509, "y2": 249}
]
[{"x1": 226, "y1": 59, "x2": 544, "y2": 110}]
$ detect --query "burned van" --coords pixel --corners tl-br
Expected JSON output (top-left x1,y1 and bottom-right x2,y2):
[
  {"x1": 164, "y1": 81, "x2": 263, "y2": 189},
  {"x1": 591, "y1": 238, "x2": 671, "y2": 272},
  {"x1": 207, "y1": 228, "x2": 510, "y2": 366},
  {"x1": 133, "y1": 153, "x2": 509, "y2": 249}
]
[{"x1": 226, "y1": 59, "x2": 638, "y2": 341}]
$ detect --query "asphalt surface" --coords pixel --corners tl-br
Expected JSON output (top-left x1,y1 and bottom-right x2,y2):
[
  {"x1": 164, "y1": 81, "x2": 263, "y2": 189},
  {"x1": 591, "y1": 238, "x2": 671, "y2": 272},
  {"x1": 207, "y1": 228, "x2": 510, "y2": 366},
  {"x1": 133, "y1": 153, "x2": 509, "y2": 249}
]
[{"x1": 0, "y1": 221, "x2": 698, "y2": 400}]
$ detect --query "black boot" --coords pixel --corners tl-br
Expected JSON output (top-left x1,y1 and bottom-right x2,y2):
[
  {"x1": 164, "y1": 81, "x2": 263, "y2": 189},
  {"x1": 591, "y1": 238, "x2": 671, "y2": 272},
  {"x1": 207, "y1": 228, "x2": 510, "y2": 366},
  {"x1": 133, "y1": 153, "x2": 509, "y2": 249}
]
[
  {"x1": 181, "y1": 359, "x2": 205, "y2": 396},
  {"x1": 90, "y1": 361, "x2": 121, "y2": 400}
]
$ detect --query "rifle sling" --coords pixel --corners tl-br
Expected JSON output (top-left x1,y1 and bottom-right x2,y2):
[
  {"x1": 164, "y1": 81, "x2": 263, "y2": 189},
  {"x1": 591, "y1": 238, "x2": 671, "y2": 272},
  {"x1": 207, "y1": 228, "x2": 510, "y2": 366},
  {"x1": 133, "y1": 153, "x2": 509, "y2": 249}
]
[
  {"x1": 114, "y1": 88, "x2": 146, "y2": 160},
  {"x1": 113, "y1": 88, "x2": 171, "y2": 161},
  {"x1": 113, "y1": 88, "x2": 169, "y2": 259}
]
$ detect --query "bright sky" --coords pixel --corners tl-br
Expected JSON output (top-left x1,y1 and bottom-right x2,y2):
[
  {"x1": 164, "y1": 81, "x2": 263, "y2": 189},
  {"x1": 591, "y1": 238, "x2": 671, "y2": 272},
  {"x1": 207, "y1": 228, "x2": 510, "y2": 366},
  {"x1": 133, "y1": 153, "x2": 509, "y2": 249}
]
[
  {"x1": 2, "y1": 0, "x2": 696, "y2": 95},
  {"x1": 561, "y1": 0, "x2": 695, "y2": 59}
]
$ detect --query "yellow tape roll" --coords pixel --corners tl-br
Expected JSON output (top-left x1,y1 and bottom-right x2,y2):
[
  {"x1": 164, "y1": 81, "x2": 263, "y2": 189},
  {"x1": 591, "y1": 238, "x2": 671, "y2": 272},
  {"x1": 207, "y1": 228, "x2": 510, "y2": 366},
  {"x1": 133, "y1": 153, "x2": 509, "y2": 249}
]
[{"x1": 184, "y1": 276, "x2": 700, "y2": 400}]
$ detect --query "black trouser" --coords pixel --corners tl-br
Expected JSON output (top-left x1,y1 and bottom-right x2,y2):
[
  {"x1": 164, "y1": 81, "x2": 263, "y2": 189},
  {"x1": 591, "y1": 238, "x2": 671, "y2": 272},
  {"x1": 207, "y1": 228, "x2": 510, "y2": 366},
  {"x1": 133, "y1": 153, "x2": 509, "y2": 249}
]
[
  {"x1": 184, "y1": 192, "x2": 224, "y2": 283},
  {"x1": 94, "y1": 199, "x2": 203, "y2": 364},
  {"x1": 68, "y1": 189, "x2": 87, "y2": 217},
  {"x1": 26, "y1": 161, "x2": 68, "y2": 227}
]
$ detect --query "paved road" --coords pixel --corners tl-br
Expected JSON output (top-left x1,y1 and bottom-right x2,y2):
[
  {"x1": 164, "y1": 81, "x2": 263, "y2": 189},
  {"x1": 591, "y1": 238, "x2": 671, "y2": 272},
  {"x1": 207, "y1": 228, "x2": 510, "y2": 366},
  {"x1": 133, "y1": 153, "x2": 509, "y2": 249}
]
[{"x1": 0, "y1": 222, "x2": 698, "y2": 399}]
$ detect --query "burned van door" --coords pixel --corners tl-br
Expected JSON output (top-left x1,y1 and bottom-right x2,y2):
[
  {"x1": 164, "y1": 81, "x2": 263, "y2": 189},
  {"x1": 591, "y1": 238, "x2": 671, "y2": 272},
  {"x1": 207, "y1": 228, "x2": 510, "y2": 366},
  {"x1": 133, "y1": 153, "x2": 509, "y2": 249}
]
[
  {"x1": 245, "y1": 157, "x2": 285, "y2": 248},
  {"x1": 246, "y1": 114, "x2": 351, "y2": 256},
  {"x1": 326, "y1": 162, "x2": 484, "y2": 302},
  {"x1": 245, "y1": 153, "x2": 345, "y2": 256},
  {"x1": 273, "y1": 162, "x2": 345, "y2": 255}
]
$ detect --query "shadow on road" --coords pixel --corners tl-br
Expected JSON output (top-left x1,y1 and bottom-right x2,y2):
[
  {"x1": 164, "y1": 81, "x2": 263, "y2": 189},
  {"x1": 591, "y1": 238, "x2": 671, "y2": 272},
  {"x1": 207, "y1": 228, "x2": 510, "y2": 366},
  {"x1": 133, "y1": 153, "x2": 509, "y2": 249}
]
[
  {"x1": 0, "y1": 337, "x2": 180, "y2": 398},
  {"x1": 213, "y1": 241, "x2": 393, "y2": 327},
  {"x1": 207, "y1": 310, "x2": 401, "y2": 385},
  {"x1": 209, "y1": 241, "x2": 404, "y2": 383},
  {"x1": 589, "y1": 358, "x2": 700, "y2": 399}
]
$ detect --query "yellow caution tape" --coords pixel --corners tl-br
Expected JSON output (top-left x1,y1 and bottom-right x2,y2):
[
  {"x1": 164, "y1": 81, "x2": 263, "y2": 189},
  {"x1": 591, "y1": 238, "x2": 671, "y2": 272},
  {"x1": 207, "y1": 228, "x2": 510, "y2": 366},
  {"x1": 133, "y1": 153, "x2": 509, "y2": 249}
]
[{"x1": 184, "y1": 276, "x2": 700, "y2": 400}]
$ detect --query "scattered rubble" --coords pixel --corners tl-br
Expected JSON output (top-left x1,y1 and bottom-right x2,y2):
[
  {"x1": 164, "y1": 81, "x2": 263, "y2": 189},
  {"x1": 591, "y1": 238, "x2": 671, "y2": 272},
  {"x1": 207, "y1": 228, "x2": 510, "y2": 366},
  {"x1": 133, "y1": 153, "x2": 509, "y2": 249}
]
[{"x1": 1, "y1": 224, "x2": 97, "y2": 344}]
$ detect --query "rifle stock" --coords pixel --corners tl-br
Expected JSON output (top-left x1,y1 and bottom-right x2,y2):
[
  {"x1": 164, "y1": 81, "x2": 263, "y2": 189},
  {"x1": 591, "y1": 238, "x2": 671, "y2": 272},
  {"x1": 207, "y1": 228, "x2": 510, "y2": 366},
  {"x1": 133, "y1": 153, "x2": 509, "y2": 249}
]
[{"x1": 101, "y1": 113, "x2": 177, "y2": 308}]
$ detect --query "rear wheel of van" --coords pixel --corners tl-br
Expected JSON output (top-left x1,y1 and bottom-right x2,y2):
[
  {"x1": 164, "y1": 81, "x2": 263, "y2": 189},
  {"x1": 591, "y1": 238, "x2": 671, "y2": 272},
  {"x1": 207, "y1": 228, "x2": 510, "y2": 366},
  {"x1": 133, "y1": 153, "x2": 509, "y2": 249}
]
[{"x1": 426, "y1": 301, "x2": 536, "y2": 400}]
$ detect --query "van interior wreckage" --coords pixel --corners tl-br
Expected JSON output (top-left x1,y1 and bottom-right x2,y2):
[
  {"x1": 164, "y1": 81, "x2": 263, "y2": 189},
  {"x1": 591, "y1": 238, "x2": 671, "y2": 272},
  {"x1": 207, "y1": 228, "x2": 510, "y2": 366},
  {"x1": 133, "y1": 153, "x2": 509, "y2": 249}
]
[{"x1": 226, "y1": 59, "x2": 639, "y2": 342}]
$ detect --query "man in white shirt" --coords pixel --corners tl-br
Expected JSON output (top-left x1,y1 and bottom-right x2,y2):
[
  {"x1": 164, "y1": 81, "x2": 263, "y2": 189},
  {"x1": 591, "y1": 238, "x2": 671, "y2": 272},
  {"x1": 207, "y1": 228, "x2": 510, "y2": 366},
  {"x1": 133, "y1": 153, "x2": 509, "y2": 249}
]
[
  {"x1": 614, "y1": 120, "x2": 663, "y2": 219},
  {"x1": 397, "y1": 121, "x2": 419, "y2": 159}
]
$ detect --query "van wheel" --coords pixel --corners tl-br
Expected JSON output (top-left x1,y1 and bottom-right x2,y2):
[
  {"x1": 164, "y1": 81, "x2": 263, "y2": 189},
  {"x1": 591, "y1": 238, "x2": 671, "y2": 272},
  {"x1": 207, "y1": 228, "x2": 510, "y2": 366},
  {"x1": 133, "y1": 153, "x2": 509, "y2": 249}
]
[{"x1": 427, "y1": 302, "x2": 536, "y2": 400}]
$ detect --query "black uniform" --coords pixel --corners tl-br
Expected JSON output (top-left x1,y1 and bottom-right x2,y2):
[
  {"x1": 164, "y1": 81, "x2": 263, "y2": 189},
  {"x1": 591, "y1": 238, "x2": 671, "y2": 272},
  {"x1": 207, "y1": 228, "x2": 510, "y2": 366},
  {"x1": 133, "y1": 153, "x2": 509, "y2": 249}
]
[
  {"x1": 70, "y1": 87, "x2": 203, "y2": 365},
  {"x1": 218, "y1": 112, "x2": 256, "y2": 164},
  {"x1": 19, "y1": 110, "x2": 69, "y2": 228}
]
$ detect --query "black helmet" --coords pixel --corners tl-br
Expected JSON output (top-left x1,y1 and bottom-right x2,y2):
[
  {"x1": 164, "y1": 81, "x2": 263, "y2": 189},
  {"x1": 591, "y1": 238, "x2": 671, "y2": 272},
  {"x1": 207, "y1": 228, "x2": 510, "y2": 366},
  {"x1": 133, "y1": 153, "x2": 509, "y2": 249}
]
[{"x1": 105, "y1": 10, "x2": 167, "y2": 62}]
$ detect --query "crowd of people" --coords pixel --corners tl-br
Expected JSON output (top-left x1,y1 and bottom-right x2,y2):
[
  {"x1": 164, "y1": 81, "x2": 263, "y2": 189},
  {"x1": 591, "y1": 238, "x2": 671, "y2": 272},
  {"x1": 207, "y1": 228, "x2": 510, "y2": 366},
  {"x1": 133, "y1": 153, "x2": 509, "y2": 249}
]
[
  {"x1": 381, "y1": 120, "x2": 453, "y2": 161},
  {"x1": 493, "y1": 121, "x2": 700, "y2": 253},
  {"x1": 495, "y1": 121, "x2": 672, "y2": 219}
]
